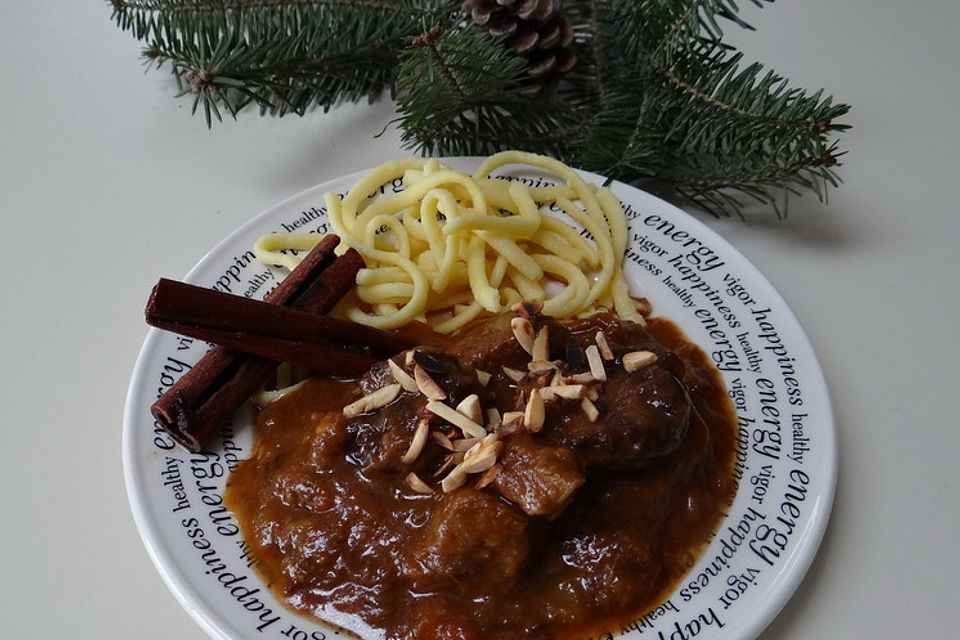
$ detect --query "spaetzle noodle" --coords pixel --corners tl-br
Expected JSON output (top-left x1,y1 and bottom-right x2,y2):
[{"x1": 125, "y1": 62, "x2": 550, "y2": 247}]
[{"x1": 254, "y1": 151, "x2": 643, "y2": 333}]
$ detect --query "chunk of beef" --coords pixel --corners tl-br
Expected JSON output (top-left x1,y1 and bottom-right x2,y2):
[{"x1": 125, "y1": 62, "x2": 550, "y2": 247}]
[
  {"x1": 403, "y1": 488, "x2": 530, "y2": 592},
  {"x1": 552, "y1": 530, "x2": 658, "y2": 615},
  {"x1": 448, "y1": 315, "x2": 571, "y2": 370},
  {"x1": 390, "y1": 595, "x2": 483, "y2": 640},
  {"x1": 493, "y1": 434, "x2": 585, "y2": 518},
  {"x1": 446, "y1": 315, "x2": 527, "y2": 372},
  {"x1": 549, "y1": 352, "x2": 691, "y2": 472}
]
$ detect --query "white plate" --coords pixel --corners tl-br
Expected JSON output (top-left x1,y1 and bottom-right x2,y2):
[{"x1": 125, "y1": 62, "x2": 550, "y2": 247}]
[{"x1": 123, "y1": 158, "x2": 836, "y2": 640}]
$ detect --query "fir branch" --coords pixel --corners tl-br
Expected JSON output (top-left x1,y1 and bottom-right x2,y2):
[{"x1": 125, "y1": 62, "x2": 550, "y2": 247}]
[
  {"x1": 112, "y1": 0, "x2": 461, "y2": 122},
  {"x1": 109, "y1": 0, "x2": 852, "y2": 218},
  {"x1": 644, "y1": 0, "x2": 769, "y2": 59},
  {"x1": 395, "y1": 25, "x2": 580, "y2": 158}
]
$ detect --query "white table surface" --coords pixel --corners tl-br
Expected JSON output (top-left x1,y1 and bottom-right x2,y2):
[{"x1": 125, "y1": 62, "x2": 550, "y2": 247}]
[{"x1": 2, "y1": 2, "x2": 957, "y2": 639}]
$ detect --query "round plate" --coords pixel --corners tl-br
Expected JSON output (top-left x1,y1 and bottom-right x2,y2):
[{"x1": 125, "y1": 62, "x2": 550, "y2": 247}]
[{"x1": 123, "y1": 158, "x2": 836, "y2": 640}]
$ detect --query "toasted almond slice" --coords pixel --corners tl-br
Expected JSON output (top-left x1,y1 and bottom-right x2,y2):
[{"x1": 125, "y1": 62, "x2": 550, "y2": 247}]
[
  {"x1": 406, "y1": 472, "x2": 434, "y2": 494},
  {"x1": 475, "y1": 369, "x2": 492, "y2": 387},
  {"x1": 461, "y1": 448, "x2": 499, "y2": 474},
  {"x1": 440, "y1": 465, "x2": 468, "y2": 493},
  {"x1": 463, "y1": 433, "x2": 500, "y2": 462},
  {"x1": 474, "y1": 463, "x2": 502, "y2": 489},
  {"x1": 564, "y1": 372, "x2": 596, "y2": 384},
  {"x1": 387, "y1": 359, "x2": 420, "y2": 393},
  {"x1": 486, "y1": 407, "x2": 502, "y2": 428},
  {"x1": 455, "y1": 394, "x2": 483, "y2": 425},
  {"x1": 623, "y1": 350, "x2": 658, "y2": 372},
  {"x1": 511, "y1": 317, "x2": 536, "y2": 355},
  {"x1": 414, "y1": 365, "x2": 447, "y2": 400},
  {"x1": 451, "y1": 436, "x2": 482, "y2": 453},
  {"x1": 541, "y1": 384, "x2": 585, "y2": 401},
  {"x1": 401, "y1": 418, "x2": 430, "y2": 464},
  {"x1": 581, "y1": 398, "x2": 600, "y2": 423},
  {"x1": 502, "y1": 411, "x2": 525, "y2": 429},
  {"x1": 584, "y1": 344, "x2": 607, "y2": 382},
  {"x1": 405, "y1": 349, "x2": 417, "y2": 367},
  {"x1": 532, "y1": 326, "x2": 550, "y2": 362},
  {"x1": 524, "y1": 388, "x2": 545, "y2": 433},
  {"x1": 342, "y1": 383, "x2": 401, "y2": 417},
  {"x1": 550, "y1": 368, "x2": 563, "y2": 386},
  {"x1": 595, "y1": 331, "x2": 615, "y2": 360},
  {"x1": 431, "y1": 430, "x2": 455, "y2": 451},
  {"x1": 527, "y1": 359, "x2": 558, "y2": 373},
  {"x1": 502, "y1": 366, "x2": 526, "y2": 383},
  {"x1": 461, "y1": 435, "x2": 502, "y2": 473},
  {"x1": 511, "y1": 300, "x2": 544, "y2": 317},
  {"x1": 426, "y1": 400, "x2": 487, "y2": 439}
]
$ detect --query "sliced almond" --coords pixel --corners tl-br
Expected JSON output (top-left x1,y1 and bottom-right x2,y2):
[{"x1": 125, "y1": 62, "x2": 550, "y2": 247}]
[
  {"x1": 461, "y1": 448, "x2": 499, "y2": 474},
  {"x1": 404, "y1": 349, "x2": 417, "y2": 367},
  {"x1": 401, "y1": 418, "x2": 430, "y2": 464},
  {"x1": 623, "y1": 350, "x2": 658, "y2": 372},
  {"x1": 564, "y1": 372, "x2": 597, "y2": 384},
  {"x1": 461, "y1": 434, "x2": 502, "y2": 474},
  {"x1": 511, "y1": 316, "x2": 536, "y2": 355},
  {"x1": 475, "y1": 369, "x2": 492, "y2": 387},
  {"x1": 524, "y1": 388, "x2": 545, "y2": 433},
  {"x1": 595, "y1": 331, "x2": 615, "y2": 360},
  {"x1": 550, "y1": 369, "x2": 563, "y2": 387},
  {"x1": 501, "y1": 366, "x2": 526, "y2": 383},
  {"x1": 414, "y1": 365, "x2": 447, "y2": 400},
  {"x1": 502, "y1": 411, "x2": 525, "y2": 430},
  {"x1": 532, "y1": 326, "x2": 550, "y2": 362},
  {"x1": 440, "y1": 465, "x2": 468, "y2": 493},
  {"x1": 431, "y1": 430, "x2": 455, "y2": 451},
  {"x1": 342, "y1": 383, "x2": 401, "y2": 417},
  {"x1": 581, "y1": 397, "x2": 600, "y2": 423},
  {"x1": 426, "y1": 400, "x2": 487, "y2": 439},
  {"x1": 584, "y1": 344, "x2": 607, "y2": 382},
  {"x1": 455, "y1": 394, "x2": 483, "y2": 425},
  {"x1": 486, "y1": 407, "x2": 502, "y2": 428},
  {"x1": 387, "y1": 359, "x2": 420, "y2": 393},
  {"x1": 527, "y1": 359, "x2": 558, "y2": 373},
  {"x1": 474, "y1": 463, "x2": 502, "y2": 489},
  {"x1": 452, "y1": 436, "x2": 482, "y2": 453},
  {"x1": 405, "y1": 472, "x2": 434, "y2": 494},
  {"x1": 541, "y1": 384, "x2": 585, "y2": 401}
]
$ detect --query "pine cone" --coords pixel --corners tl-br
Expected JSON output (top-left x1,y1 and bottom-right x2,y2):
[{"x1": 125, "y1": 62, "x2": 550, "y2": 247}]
[{"x1": 462, "y1": 0, "x2": 577, "y2": 94}]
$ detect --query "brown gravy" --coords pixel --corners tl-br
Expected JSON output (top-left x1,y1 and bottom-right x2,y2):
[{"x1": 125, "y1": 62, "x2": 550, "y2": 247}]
[{"x1": 225, "y1": 314, "x2": 737, "y2": 639}]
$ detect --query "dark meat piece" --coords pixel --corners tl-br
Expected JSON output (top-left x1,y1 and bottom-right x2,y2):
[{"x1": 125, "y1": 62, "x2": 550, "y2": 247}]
[
  {"x1": 549, "y1": 351, "x2": 691, "y2": 472},
  {"x1": 403, "y1": 488, "x2": 530, "y2": 593},
  {"x1": 493, "y1": 434, "x2": 584, "y2": 518},
  {"x1": 446, "y1": 315, "x2": 527, "y2": 372},
  {"x1": 551, "y1": 530, "x2": 658, "y2": 617},
  {"x1": 391, "y1": 595, "x2": 483, "y2": 640}
]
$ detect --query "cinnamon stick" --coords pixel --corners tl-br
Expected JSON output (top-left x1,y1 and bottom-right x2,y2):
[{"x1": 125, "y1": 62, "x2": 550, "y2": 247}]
[
  {"x1": 146, "y1": 278, "x2": 414, "y2": 360},
  {"x1": 149, "y1": 235, "x2": 364, "y2": 452}
]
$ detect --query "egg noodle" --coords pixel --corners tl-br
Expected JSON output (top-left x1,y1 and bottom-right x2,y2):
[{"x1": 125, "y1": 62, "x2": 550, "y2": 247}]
[{"x1": 253, "y1": 151, "x2": 642, "y2": 334}]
